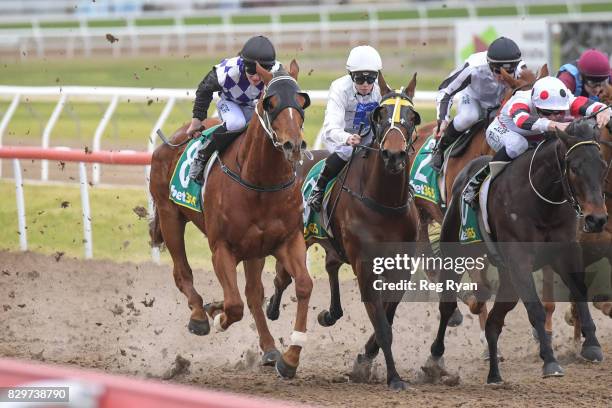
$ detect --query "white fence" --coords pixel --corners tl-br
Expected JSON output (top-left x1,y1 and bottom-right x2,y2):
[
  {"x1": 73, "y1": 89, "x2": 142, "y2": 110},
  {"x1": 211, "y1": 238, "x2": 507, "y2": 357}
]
[{"x1": 0, "y1": 85, "x2": 438, "y2": 183}]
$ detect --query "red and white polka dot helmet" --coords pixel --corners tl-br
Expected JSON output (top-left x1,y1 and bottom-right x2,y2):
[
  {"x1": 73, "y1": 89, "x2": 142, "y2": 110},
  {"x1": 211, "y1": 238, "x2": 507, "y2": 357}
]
[{"x1": 531, "y1": 76, "x2": 572, "y2": 111}]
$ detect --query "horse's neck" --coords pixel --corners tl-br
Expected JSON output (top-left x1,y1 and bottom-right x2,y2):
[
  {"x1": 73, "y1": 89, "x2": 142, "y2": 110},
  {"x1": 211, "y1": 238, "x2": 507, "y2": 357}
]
[
  {"x1": 361, "y1": 151, "x2": 410, "y2": 207},
  {"x1": 237, "y1": 118, "x2": 294, "y2": 185},
  {"x1": 528, "y1": 142, "x2": 567, "y2": 211}
]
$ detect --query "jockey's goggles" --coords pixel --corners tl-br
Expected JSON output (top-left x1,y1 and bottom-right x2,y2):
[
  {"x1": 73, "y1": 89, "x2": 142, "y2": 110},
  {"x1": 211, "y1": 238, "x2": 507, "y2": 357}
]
[
  {"x1": 537, "y1": 108, "x2": 565, "y2": 117},
  {"x1": 244, "y1": 61, "x2": 274, "y2": 75},
  {"x1": 489, "y1": 63, "x2": 518, "y2": 75},
  {"x1": 351, "y1": 71, "x2": 378, "y2": 85},
  {"x1": 583, "y1": 77, "x2": 609, "y2": 88}
]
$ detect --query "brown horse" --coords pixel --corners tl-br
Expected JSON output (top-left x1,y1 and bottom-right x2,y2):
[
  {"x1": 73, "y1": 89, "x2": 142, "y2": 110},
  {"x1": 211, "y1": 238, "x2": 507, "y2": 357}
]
[
  {"x1": 149, "y1": 61, "x2": 313, "y2": 378},
  {"x1": 542, "y1": 84, "x2": 612, "y2": 341},
  {"x1": 411, "y1": 66, "x2": 546, "y2": 334},
  {"x1": 434, "y1": 119, "x2": 607, "y2": 383},
  {"x1": 267, "y1": 76, "x2": 422, "y2": 390}
]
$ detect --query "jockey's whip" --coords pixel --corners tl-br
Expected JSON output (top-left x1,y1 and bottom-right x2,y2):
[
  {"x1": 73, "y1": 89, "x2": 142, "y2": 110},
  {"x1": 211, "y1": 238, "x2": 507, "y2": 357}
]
[
  {"x1": 585, "y1": 103, "x2": 612, "y2": 120},
  {"x1": 156, "y1": 129, "x2": 195, "y2": 148},
  {"x1": 326, "y1": 123, "x2": 364, "y2": 231}
]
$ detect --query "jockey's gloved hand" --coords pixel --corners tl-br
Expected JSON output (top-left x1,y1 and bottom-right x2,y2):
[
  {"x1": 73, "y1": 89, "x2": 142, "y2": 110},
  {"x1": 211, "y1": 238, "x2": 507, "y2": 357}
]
[
  {"x1": 595, "y1": 107, "x2": 611, "y2": 128},
  {"x1": 547, "y1": 121, "x2": 570, "y2": 132},
  {"x1": 436, "y1": 120, "x2": 448, "y2": 139},
  {"x1": 187, "y1": 118, "x2": 203, "y2": 138}
]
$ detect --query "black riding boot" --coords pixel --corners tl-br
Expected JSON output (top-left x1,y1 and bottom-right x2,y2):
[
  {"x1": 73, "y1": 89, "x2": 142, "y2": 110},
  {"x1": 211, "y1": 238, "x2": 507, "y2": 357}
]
[
  {"x1": 463, "y1": 147, "x2": 512, "y2": 208},
  {"x1": 431, "y1": 121, "x2": 462, "y2": 172},
  {"x1": 189, "y1": 124, "x2": 228, "y2": 185},
  {"x1": 307, "y1": 153, "x2": 347, "y2": 212}
]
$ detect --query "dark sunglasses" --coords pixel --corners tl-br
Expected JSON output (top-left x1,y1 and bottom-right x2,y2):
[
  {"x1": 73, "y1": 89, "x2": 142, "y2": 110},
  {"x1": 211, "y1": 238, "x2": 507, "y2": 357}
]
[
  {"x1": 352, "y1": 73, "x2": 377, "y2": 85},
  {"x1": 584, "y1": 77, "x2": 609, "y2": 88},
  {"x1": 489, "y1": 64, "x2": 516, "y2": 75},
  {"x1": 244, "y1": 62, "x2": 273, "y2": 76},
  {"x1": 538, "y1": 108, "x2": 565, "y2": 117}
]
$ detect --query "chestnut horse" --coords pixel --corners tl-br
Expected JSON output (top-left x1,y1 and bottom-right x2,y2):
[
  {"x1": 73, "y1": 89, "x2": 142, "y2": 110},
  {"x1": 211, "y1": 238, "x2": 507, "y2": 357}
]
[
  {"x1": 149, "y1": 61, "x2": 313, "y2": 378},
  {"x1": 267, "y1": 75, "x2": 422, "y2": 390},
  {"x1": 433, "y1": 120, "x2": 607, "y2": 383}
]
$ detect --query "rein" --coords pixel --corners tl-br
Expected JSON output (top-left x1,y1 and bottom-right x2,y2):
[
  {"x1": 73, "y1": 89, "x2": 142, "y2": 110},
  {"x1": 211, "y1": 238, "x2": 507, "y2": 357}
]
[{"x1": 528, "y1": 139, "x2": 600, "y2": 215}]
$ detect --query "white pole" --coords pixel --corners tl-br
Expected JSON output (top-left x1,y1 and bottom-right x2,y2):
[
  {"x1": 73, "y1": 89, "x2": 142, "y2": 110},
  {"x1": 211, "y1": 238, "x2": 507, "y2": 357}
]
[
  {"x1": 149, "y1": 193, "x2": 160, "y2": 264},
  {"x1": 79, "y1": 162, "x2": 93, "y2": 259},
  {"x1": 41, "y1": 93, "x2": 67, "y2": 181},
  {"x1": 13, "y1": 159, "x2": 27, "y2": 251},
  {"x1": 0, "y1": 94, "x2": 21, "y2": 178},
  {"x1": 92, "y1": 95, "x2": 119, "y2": 185}
]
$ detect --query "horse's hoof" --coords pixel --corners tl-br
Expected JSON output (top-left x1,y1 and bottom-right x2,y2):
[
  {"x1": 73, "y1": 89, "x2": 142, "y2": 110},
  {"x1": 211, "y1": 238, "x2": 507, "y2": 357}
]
[
  {"x1": 486, "y1": 374, "x2": 504, "y2": 385},
  {"x1": 580, "y1": 345, "x2": 603, "y2": 363},
  {"x1": 447, "y1": 308, "x2": 463, "y2": 327},
  {"x1": 388, "y1": 378, "x2": 407, "y2": 391},
  {"x1": 349, "y1": 354, "x2": 374, "y2": 383},
  {"x1": 188, "y1": 318, "x2": 210, "y2": 336},
  {"x1": 317, "y1": 310, "x2": 337, "y2": 327},
  {"x1": 542, "y1": 362, "x2": 564, "y2": 378},
  {"x1": 275, "y1": 356, "x2": 297, "y2": 379},
  {"x1": 265, "y1": 297, "x2": 280, "y2": 321},
  {"x1": 262, "y1": 349, "x2": 281, "y2": 366}
]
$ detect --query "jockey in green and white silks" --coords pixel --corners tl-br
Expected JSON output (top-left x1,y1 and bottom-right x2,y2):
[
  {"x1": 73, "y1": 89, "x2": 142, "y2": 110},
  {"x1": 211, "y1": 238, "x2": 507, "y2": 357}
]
[{"x1": 307, "y1": 45, "x2": 384, "y2": 212}]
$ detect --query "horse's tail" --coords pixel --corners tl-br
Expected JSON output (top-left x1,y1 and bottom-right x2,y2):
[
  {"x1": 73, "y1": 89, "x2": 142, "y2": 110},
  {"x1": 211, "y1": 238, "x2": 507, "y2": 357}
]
[{"x1": 149, "y1": 203, "x2": 164, "y2": 248}]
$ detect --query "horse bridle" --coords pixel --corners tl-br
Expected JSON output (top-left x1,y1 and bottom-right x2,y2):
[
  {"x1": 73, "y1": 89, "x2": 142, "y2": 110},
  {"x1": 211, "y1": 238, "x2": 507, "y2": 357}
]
[
  {"x1": 529, "y1": 138, "x2": 601, "y2": 216},
  {"x1": 371, "y1": 88, "x2": 421, "y2": 158},
  {"x1": 255, "y1": 74, "x2": 310, "y2": 150}
]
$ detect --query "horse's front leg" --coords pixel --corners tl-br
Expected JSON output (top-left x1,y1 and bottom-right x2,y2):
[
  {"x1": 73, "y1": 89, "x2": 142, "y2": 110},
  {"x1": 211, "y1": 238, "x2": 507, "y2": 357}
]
[
  {"x1": 210, "y1": 242, "x2": 243, "y2": 331},
  {"x1": 244, "y1": 258, "x2": 281, "y2": 366},
  {"x1": 266, "y1": 260, "x2": 293, "y2": 321},
  {"x1": 318, "y1": 248, "x2": 344, "y2": 327},
  {"x1": 273, "y1": 231, "x2": 313, "y2": 379}
]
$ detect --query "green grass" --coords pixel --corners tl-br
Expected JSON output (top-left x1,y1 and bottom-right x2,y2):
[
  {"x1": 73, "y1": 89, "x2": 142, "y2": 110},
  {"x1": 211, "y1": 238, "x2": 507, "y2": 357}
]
[
  {"x1": 135, "y1": 18, "x2": 175, "y2": 27},
  {"x1": 328, "y1": 12, "x2": 370, "y2": 22},
  {"x1": 377, "y1": 10, "x2": 420, "y2": 20},
  {"x1": 427, "y1": 7, "x2": 469, "y2": 19},
  {"x1": 87, "y1": 19, "x2": 127, "y2": 28},
  {"x1": 39, "y1": 21, "x2": 80, "y2": 29},
  {"x1": 581, "y1": 2, "x2": 612, "y2": 13},
  {"x1": 184, "y1": 16, "x2": 223, "y2": 25},
  {"x1": 0, "y1": 22, "x2": 31, "y2": 30},
  {"x1": 476, "y1": 6, "x2": 518, "y2": 17},
  {"x1": 230, "y1": 15, "x2": 271, "y2": 25},
  {"x1": 526, "y1": 4, "x2": 568, "y2": 15},
  {"x1": 280, "y1": 13, "x2": 320, "y2": 24}
]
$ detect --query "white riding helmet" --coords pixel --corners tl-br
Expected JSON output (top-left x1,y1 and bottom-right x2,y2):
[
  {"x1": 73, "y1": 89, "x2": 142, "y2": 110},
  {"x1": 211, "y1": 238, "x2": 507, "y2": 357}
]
[
  {"x1": 531, "y1": 76, "x2": 572, "y2": 111},
  {"x1": 346, "y1": 45, "x2": 383, "y2": 73}
]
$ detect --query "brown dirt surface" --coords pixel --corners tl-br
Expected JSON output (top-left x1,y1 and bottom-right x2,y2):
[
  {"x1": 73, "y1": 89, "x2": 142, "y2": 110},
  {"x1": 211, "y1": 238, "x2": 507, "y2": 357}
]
[{"x1": 1, "y1": 250, "x2": 611, "y2": 407}]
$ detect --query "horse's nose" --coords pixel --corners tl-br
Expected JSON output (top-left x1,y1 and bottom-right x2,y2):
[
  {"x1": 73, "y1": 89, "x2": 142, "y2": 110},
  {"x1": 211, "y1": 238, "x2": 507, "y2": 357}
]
[
  {"x1": 282, "y1": 140, "x2": 295, "y2": 154},
  {"x1": 585, "y1": 214, "x2": 607, "y2": 233}
]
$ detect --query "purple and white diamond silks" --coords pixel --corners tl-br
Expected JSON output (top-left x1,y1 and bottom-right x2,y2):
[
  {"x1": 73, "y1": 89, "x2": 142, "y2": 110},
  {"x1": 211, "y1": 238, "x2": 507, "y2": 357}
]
[{"x1": 215, "y1": 57, "x2": 267, "y2": 107}]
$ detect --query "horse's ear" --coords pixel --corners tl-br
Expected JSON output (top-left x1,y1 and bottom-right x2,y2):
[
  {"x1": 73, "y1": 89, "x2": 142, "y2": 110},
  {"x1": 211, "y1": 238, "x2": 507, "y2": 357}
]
[
  {"x1": 405, "y1": 73, "x2": 417, "y2": 99},
  {"x1": 537, "y1": 64, "x2": 549, "y2": 79},
  {"x1": 256, "y1": 62, "x2": 273, "y2": 85},
  {"x1": 555, "y1": 127, "x2": 578, "y2": 148},
  {"x1": 289, "y1": 59, "x2": 299, "y2": 80},
  {"x1": 377, "y1": 70, "x2": 392, "y2": 95},
  {"x1": 500, "y1": 68, "x2": 517, "y2": 87}
]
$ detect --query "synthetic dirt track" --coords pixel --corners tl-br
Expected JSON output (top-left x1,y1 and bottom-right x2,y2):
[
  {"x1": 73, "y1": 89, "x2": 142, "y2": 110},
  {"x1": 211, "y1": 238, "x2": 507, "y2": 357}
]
[{"x1": 1, "y1": 250, "x2": 611, "y2": 407}]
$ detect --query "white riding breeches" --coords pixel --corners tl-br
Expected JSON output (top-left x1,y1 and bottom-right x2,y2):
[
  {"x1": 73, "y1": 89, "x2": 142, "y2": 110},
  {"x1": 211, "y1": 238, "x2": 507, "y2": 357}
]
[
  {"x1": 486, "y1": 117, "x2": 528, "y2": 159},
  {"x1": 453, "y1": 92, "x2": 484, "y2": 132},
  {"x1": 217, "y1": 99, "x2": 254, "y2": 132}
]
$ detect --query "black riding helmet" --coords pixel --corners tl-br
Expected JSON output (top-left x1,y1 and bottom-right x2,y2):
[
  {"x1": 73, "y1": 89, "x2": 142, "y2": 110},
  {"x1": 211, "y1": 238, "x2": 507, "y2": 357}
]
[
  {"x1": 240, "y1": 35, "x2": 276, "y2": 73},
  {"x1": 487, "y1": 37, "x2": 521, "y2": 73}
]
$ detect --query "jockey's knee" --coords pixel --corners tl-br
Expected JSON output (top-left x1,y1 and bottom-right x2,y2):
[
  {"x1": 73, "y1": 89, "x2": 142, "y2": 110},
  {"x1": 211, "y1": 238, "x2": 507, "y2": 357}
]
[
  {"x1": 294, "y1": 274, "x2": 313, "y2": 300},
  {"x1": 454, "y1": 111, "x2": 480, "y2": 132},
  {"x1": 225, "y1": 117, "x2": 247, "y2": 132}
]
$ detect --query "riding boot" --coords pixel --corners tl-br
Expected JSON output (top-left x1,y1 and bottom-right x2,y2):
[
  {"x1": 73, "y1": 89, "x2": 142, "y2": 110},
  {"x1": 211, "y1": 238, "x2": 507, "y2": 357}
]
[
  {"x1": 307, "y1": 153, "x2": 347, "y2": 212},
  {"x1": 463, "y1": 147, "x2": 512, "y2": 208},
  {"x1": 431, "y1": 121, "x2": 463, "y2": 173},
  {"x1": 189, "y1": 124, "x2": 227, "y2": 185}
]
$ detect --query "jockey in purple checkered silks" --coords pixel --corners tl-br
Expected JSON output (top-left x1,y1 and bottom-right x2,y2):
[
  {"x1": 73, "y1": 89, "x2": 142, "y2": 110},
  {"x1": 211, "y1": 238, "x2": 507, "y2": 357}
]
[{"x1": 188, "y1": 35, "x2": 280, "y2": 184}]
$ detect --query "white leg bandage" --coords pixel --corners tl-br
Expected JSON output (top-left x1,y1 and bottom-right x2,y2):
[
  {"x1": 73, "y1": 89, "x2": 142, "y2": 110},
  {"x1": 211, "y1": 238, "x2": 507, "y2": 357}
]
[
  {"x1": 290, "y1": 330, "x2": 308, "y2": 348},
  {"x1": 213, "y1": 313, "x2": 225, "y2": 332}
]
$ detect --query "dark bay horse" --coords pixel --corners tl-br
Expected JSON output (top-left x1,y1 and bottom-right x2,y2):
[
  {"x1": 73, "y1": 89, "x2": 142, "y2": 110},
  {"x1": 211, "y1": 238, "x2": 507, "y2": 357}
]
[
  {"x1": 149, "y1": 61, "x2": 313, "y2": 378},
  {"x1": 411, "y1": 66, "x2": 545, "y2": 329},
  {"x1": 431, "y1": 119, "x2": 607, "y2": 384},
  {"x1": 267, "y1": 76, "x2": 422, "y2": 390}
]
